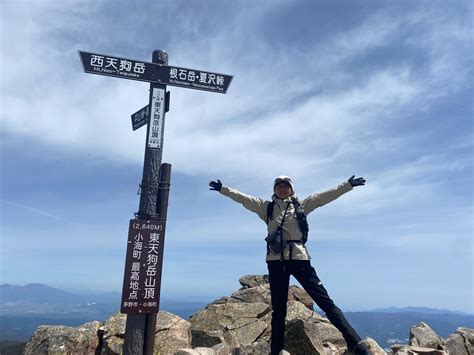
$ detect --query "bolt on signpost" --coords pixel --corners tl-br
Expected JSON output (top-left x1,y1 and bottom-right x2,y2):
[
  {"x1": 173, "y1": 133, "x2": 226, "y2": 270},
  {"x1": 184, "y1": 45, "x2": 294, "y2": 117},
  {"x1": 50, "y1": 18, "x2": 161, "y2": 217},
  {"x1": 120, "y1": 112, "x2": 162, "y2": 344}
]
[{"x1": 79, "y1": 50, "x2": 232, "y2": 355}]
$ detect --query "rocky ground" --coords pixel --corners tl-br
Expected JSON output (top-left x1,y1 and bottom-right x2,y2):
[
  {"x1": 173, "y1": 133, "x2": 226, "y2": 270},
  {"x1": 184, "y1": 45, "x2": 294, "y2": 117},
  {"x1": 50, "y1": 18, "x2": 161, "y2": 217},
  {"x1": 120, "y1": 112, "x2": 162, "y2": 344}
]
[{"x1": 22, "y1": 275, "x2": 473, "y2": 354}]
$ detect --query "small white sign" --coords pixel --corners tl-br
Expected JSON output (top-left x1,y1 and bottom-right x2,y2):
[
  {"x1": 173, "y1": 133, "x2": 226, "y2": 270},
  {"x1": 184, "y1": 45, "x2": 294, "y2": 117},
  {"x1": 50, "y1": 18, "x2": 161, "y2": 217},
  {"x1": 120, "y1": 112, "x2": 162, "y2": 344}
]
[{"x1": 147, "y1": 88, "x2": 165, "y2": 149}]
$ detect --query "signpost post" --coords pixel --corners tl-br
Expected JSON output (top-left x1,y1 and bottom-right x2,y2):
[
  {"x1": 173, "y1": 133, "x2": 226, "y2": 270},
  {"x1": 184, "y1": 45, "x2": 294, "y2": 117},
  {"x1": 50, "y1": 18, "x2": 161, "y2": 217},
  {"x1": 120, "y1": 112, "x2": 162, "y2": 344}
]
[{"x1": 79, "y1": 49, "x2": 232, "y2": 355}]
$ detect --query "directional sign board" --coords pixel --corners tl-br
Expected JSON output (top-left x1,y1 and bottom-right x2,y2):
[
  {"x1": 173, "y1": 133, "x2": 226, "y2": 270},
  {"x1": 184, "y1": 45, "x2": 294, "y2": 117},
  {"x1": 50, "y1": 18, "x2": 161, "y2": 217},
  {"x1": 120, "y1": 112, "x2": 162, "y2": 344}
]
[
  {"x1": 121, "y1": 219, "x2": 166, "y2": 314},
  {"x1": 79, "y1": 50, "x2": 233, "y2": 94},
  {"x1": 155, "y1": 65, "x2": 233, "y2": 94},
  {"x1": 131, "y1": 105, "x2": 150, "y2": 131},
  {"x1": 79, "y1": 51, "x2": 158, "y2": 83}
]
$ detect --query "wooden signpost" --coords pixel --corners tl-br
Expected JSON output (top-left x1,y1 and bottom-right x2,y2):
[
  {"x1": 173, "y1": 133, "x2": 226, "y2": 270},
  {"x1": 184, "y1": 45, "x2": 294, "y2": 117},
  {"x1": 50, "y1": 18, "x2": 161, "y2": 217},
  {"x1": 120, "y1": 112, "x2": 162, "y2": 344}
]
[{"x1": 79, "y1": 49, "x2": 233, "y2": 355}]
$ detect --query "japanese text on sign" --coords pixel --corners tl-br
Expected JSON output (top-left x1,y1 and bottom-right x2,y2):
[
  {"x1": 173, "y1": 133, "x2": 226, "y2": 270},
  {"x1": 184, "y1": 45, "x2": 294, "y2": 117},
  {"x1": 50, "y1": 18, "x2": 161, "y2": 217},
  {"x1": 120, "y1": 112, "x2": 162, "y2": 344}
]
[
  {"x1": 90, "y1": 55, "x2": 146, "y2": 78},
  {"x1": 121, "y1": 219, "x2": 166, "y2": 314},
  {"x1": 80, "y1": 50, "x2": 233, "y2": 93},
  {"x1": 164, "y1": 66, "x2": 229, "y2": 93},
  {"x1": 147, "y1": 88, "x2": 165, "y2": 149}
]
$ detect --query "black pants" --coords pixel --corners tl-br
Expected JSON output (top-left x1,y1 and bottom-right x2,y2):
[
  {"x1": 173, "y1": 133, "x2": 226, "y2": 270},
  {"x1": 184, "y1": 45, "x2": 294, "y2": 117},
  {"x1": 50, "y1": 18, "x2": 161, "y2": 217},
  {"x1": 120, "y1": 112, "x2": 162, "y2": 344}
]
[{"x1": 267, "y1": 260, "x2": 361, "y2": 354}]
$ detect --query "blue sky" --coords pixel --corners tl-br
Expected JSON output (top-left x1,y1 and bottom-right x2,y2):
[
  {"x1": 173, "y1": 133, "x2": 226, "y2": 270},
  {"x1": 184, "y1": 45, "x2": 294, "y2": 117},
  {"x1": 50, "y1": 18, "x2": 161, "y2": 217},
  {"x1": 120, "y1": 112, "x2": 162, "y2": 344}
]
[{"x1": 1, "y1": 0, "x2": 473, "y2": 313}]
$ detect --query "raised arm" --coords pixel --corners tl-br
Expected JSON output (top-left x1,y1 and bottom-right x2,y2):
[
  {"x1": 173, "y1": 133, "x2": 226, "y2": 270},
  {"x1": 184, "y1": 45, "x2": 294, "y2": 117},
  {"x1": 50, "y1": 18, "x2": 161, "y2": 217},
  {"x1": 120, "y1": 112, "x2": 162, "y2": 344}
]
[
  {"x1": 302, "y1": 175, "x2": 365, "y2": 214},
  {"x1": 209, "y1": 179, "x2": 268, "y2": 221}
]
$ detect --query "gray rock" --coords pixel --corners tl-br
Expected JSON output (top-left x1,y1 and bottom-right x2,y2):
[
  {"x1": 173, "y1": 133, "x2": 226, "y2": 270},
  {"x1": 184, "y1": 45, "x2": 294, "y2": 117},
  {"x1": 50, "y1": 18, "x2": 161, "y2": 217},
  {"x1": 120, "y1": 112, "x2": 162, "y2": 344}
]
[
  {"x1": 219, "y1": 275, "x2": 313, "y2": 311},
  {"x1": 23, "y1": 321, "x2": 101, "y2": 355},
  {"x1": 196, "y1": 350, "x2": 211, "y2": 355},
  {"x1": 209, "y1": 342, "x2": 231, "y2": 354},
  {"x1": 409, "y1": 322, "x2": 444, "y2": 349},
  {"x1": 355, "y1": 337, "x2": 386, "y2": 354},
  {"x1": 210, "y1": 296, "x2": 240, "y2": 305},
  {"x1": 231, "y1": 285, "x2": 271, "y2": 304},
  {"x1": 174, "y1": 348, "x2": 215, "y2": 355},
  {"x1": 391, "y1": 344, "x2": 448, "y2": 354},
  {"x1": 239, "y1": 275, "x2": 270, "y2": 288},
  {"x1": 390, "y1": 344, "x2": 405, "y2": 354},
  {"x1": 394, "y1": 345, "x2": 446, "y2": 354},
  {"x1": 444, "y1": 327, "x2": 474, "y2": 355},
  {"x1": 284, "y1": 319, "x2": 327, "y2": 354},
  {"x1": 239, "y1": 301, "x2": 335, "y2": 353},
  {"x1": 456, "y1": 327, "x2": 474, "y2": 354},
  {"x1": 100, "y1": 311, "x2": 190, "y2": 355},
  {"x1": 444, "y1": 333, "x2": 468, "y2": 355},
  {"x1": 191, "y1": 329, "x2": 225, "y2": 348},
  {"x1": 231, "y1": 339, "x2": 271, "y2": 354},
  {"x1": 284, "y1": 318, "x2": 346, "y2": 355},
  {"x1": 286, "y1": 301, "x2": 325, "y2": 323},
  {"x1": 322, "y1": 342, "x2": 338, "y2": 354},
  {"x1": 190, "y1": 302, "x2": 271, "y2": 349},
  {"x1": 288, "y1": 285, "x2": 314, "y2": 310},
  {"x1": 175, "y1": 349, "x2": 201, "y2": 355},
  {"x1": 101, "y1": 312, "x2": 126, "y2": 354},
  {"x1": 154, "y1": 311, "x2": 192, "y2": 354}
]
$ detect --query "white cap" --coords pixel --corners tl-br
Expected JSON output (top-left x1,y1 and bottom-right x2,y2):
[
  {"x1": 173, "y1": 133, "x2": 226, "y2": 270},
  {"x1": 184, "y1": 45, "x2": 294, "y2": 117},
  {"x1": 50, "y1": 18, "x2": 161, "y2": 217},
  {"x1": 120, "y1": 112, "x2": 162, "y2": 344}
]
[{"x1": 273, "y1": 176, "x2": 295, "y2": 195}]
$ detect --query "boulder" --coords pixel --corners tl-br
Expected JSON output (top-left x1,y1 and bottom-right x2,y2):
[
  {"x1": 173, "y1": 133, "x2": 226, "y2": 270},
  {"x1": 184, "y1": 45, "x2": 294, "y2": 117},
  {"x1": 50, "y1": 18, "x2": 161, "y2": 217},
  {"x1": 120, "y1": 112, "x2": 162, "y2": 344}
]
[
  {"x1": 322, "y1": 341, "x2": 338, "y2": 354},
  {"x1": 23, "y1": 321, "x2": 101, "y2": 355},
  {"x1": 444, "y1": 333, "x2": 467, "y2": 355},
  {"x1": 286, "y1": 300, "x2": 326, "y2": 323},
  {"x1": 101, "y1": 312, "x2": 126, "y2": 354},
  {"x1": 284, "y1": 317, "x2": 347, "y2": 354},
  {"x1": 444, "y1": 327, "x2": 474, "y2": 355},
  {"x1": 191, "y1": 329, "x2": 226, "y2": 348},
  {"x1": 248, "y1": 300, "x2": 319, "y2": 344},
  {"x1": 174, "y1": 347, "x2": 215, "y2": 354},
  {"x1": 230, "y1": 339, "x2": 271, "y2": 354},
  {"x1": 154, "y1": 311, "x2": 192, "y2": 354},
  {"x1": 391, "y1": 345, "x2": 446, "y2": 354},
  {"x1": 284, "y1": 319, "x2": 330, "y2": 354},
  {"x1": 239, "y1": 275, "x2": 270, "y2": 288},
  {"x1": 231, "y1": 284, "x2": 271, "y2": 304},
  {"x1": 354, "y1": 337, "x2": 386, "y2": 354},
  {"x1": 100, "y1": 311, "x2": 190, "y2": 355},
  {"x1": 409, "y1": 322, "x2": 443, "y2": 349},
  {"x1": 217, "y1": 275, "x2": 313, "y2": 311},
  {"x1": 194, "y1": 347, "x2": 216, "y2": 354},
  {"x1": 211, "y1": 296, "x2": 240, "y2": 305},
  {"x1": 455, "y1": 327, "x2": 474, "y2": 354},
  {"x1": 190, "y1": 302, "x2": 271, "y2": 349},
  {"x1": 288, "y1": 285, "x2": 314, "y2": 310},
  {"x1": 175, "y1": 350, "x2": 200, "y2": 355}
]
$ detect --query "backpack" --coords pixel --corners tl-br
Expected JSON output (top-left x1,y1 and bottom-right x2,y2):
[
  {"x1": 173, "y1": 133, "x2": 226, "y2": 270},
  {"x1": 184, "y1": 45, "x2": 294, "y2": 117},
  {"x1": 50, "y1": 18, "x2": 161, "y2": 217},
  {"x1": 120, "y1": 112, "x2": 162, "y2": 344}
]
[{"x1": 266, "y1": 197, "x2": 309, "y2": 244}]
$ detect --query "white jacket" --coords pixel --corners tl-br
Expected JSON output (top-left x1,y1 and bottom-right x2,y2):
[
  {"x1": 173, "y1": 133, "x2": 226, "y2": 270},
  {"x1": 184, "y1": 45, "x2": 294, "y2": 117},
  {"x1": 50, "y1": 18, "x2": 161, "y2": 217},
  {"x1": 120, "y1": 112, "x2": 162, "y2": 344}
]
[{"x1": 220, "y1": 181, "x2": 353, "y2": 261}]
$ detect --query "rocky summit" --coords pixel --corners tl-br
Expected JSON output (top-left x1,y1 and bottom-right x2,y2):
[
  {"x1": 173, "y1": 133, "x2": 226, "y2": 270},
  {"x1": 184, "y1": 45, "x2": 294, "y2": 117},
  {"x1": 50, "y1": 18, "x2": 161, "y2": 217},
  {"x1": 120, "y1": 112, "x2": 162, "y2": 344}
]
[{"x1": 23, "y1": 275, "x2": 473, "y2": 354}]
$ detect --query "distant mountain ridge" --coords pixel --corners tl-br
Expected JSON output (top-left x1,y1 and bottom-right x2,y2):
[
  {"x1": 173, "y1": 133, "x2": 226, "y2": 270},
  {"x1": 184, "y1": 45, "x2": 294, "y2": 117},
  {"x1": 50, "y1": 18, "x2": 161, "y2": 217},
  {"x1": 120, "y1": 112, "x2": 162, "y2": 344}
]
[
  {"x1": 0, "y1": 283, "x2": 120, "y2": 304},
  {"x1": 1, "y1": 282, "x2": 473, "y2": 348},
  {"x1": 2, "y1": 283, "x2": 471, "y2": 315},
  {"x1": 371, "y1": 306, "x2": 471, "y2": 316}
]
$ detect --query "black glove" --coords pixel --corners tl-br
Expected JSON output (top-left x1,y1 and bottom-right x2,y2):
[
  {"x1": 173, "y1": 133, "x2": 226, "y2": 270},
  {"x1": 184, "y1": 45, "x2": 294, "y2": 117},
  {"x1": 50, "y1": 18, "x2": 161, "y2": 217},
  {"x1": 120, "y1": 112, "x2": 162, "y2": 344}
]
[
  {"x1": 348, "y1": 175, "x2": 366, "y2": 187},
  {"x1": 209, "y1": 179, "x2": 223, "y2": 191}
]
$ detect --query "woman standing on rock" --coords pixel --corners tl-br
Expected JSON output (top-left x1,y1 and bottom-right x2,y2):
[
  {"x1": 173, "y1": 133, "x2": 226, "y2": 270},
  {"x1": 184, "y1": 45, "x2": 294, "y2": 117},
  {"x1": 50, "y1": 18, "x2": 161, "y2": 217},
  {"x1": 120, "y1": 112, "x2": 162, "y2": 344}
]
[{"x1": 209, "y1": 175, "x2": 369, "y2": 355}]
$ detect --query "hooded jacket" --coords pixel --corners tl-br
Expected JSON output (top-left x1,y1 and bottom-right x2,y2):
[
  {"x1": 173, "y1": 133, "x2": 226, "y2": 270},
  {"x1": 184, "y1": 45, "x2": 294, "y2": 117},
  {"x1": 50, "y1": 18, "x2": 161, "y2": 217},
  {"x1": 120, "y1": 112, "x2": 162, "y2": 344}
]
[{"x1": 219, "y1": 180, "x2": 353, "y2": 261}]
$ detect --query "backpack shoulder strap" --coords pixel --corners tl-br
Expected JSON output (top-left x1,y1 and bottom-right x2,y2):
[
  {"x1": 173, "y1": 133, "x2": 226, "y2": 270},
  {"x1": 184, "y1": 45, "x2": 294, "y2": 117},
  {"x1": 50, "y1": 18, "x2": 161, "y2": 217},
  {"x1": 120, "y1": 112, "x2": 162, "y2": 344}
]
[
  {"x1": 291, "y1": 196, "x2": 301, "y2": 208},
  {"x1": 291, "y1": 196, "x2": 309, "y2": 243},
  {"x1": 266, "y1": 201, "x2": 275, "y2": 225}
]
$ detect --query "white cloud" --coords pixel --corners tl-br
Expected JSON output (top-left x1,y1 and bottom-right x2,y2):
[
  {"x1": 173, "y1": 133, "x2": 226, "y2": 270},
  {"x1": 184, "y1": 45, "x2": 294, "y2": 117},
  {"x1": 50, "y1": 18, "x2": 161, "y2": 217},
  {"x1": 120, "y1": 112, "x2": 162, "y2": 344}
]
[{"x1": 2, "y1": 2, "x2": 470, "y2": 184}]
